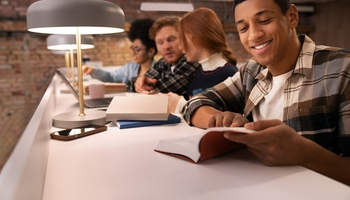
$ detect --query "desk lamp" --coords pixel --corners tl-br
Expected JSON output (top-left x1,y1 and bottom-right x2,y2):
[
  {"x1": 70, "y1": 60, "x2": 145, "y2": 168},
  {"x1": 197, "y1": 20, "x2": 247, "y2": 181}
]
[
  {"x1": 47, "y1": 34, "x2": 94, "y2": 88},
  {"x1": 27, "y1": 0, "x2": 124, "y2": 128}
]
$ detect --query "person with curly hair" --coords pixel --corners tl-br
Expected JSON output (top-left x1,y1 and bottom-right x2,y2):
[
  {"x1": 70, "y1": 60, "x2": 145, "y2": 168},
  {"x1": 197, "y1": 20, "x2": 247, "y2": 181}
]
[{"x1": 83, "y1": 18, "x2": 157, "y2": 92}]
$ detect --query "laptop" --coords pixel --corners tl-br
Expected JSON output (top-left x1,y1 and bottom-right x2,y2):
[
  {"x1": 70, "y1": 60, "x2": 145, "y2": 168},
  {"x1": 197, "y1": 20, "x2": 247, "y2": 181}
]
[{"x1": 55, "y1": 69, "x2": 113, "y2": 108}]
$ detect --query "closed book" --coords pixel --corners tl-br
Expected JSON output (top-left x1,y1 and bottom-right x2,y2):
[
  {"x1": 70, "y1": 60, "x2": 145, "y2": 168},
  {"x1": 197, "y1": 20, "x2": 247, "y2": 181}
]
[
  {"x1": 106, "y1": 95, "x2": 169, "y2": 121},
  {"x1": 114, "y1": 114, "x2": 181, "y2": 129}
]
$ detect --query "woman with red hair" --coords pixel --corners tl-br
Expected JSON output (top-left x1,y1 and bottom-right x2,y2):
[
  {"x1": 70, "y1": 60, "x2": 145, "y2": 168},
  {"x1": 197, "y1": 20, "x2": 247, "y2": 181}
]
[{"x1": 165, "y1": 7, "x2": 238, "y2": 113}]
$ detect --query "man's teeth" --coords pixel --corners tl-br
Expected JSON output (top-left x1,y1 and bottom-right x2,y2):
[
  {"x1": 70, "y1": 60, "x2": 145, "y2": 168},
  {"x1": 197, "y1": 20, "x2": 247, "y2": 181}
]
[{"x1": 255, "y1": 42, "x2": 269, "y2": 50}]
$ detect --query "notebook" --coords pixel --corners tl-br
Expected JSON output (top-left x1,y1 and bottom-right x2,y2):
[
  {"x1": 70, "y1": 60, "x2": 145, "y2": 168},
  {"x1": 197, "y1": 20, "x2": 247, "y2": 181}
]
[
  {"x1": 55, "y1": 69, "x2": 113, "y2": 108},
  {"x1": 112, "y1": 113, "x2": 181, "y2": 129}
]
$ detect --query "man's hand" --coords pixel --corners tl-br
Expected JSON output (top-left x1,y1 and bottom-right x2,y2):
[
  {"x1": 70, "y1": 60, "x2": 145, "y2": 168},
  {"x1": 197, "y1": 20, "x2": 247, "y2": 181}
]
[
  {"x1": 165, "y1": 92, "x2": 181, "y2": 113},
  {"x1": 223, "y1": 119, "x2": 350, "y2": 185},
  {"x1": 134, "y1": 76, "x2": 157, "y2": 94},
  {"x1": 208, "y1": 111, "x2": 249, "y2": 128},
  {"x1": 223, "y1": 119, "x2": 314, "y2": 166},
  {"x1": 82, "y1": 65, "x2": 94, "y2": 74}
]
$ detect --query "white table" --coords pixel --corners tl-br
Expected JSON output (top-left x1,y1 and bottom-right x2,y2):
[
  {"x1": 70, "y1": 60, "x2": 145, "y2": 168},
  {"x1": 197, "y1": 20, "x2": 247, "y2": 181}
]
[
  {"x1": 43, "y1": 77, "x2": 350, "y2": 200},
  {"x1": 1, "y1": 75, "x2": 349, "y2": 200}
]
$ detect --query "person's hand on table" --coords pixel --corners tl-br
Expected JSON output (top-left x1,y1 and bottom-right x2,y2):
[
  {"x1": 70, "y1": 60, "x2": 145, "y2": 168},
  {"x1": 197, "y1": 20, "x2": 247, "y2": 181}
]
[
  {"x1": 158, "y1": 92, "x2": 181, "y2": 113},
  {"x1": 82, "y1": 65, "x2": 94, "y2": 75},
  {"x1": 134, "y1": 76, "x2": 157, "y2": 94}
]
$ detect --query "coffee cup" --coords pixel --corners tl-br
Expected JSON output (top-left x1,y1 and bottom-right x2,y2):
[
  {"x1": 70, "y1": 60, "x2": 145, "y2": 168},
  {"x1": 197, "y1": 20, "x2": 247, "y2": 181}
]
[{"x1": 89, "y1": 84, "x2": 105, "y2": 99}]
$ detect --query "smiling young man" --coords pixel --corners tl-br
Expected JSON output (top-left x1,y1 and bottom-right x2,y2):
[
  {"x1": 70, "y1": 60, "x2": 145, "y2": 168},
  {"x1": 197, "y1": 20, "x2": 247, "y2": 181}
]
[
  {"x1": 131, "y1": 16, "x2": 200, "y2": 95},
  {"x1": 182, "y1": 0, "x2": 350, "y2": 185}
]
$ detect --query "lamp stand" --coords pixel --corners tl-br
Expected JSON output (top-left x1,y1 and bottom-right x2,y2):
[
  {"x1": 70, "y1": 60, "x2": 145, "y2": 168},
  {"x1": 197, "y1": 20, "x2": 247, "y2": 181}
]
[
  {"x1": 65, "y1": 51, "x2": 70, "y2": 78},
  {"x1": 52, "y1": 110, "x2": 106, "y2": 129},
  {"x1": 76, "y1": 28, "x2": 85, "y2": 116},
  {"x1": 52, "y1": 28, "x2": 106, "y2": 129}
]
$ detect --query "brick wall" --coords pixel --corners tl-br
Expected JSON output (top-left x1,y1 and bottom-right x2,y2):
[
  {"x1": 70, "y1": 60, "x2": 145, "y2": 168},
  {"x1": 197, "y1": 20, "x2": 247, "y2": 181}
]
[
  {"x1": 7, "y1": 0, "x2": 348, "y2": 169},
  {"x1": 0, "y1": 0, "x2": 252, "y2": 170},
  {"x1": 85, "y1": 34, "x2": 133, "y2": 66},
  {"x1": 0, "y1": 0, "x2": 252, "y2": 125}
]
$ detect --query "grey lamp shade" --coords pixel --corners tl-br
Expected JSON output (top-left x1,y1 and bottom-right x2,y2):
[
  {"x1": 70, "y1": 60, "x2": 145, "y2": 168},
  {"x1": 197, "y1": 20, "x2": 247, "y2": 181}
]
[
  {"x1": 47, "y1": 35, "x2": 94, "y2": 50},
  {"x1": 50, "y1": 50, "x2": 71, "y2": 55},
  {"x1": 26, "y1": 0, "x2": 125, "y2": 35}
]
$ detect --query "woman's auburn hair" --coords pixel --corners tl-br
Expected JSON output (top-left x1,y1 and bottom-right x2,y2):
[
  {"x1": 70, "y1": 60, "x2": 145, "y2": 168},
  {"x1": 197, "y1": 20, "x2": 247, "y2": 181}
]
[{"x1": 178, "y1": 7, "x2": 236, "y2": 65}]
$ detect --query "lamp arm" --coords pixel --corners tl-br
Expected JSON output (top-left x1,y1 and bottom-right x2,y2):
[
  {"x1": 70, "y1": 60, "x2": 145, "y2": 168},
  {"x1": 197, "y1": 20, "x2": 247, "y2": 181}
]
[{"x1": 76, "y1": 28, "x2": 85, "y2": 116}]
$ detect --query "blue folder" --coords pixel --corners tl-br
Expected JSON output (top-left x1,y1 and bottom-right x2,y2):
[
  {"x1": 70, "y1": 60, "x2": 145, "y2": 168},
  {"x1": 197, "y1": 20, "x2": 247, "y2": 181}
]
[{"x1": 114, "y1": 114, "x2": 181, "y2": 129}]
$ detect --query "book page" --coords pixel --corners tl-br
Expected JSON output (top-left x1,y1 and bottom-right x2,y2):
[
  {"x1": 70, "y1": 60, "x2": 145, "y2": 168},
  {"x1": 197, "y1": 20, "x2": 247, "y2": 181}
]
[
  {"x1": 155, "y1": 127, "x2": 254, "y2": 163},
  {"x1": 204, "y1": 127, "x2": 256, "y2": 134},
  {"x1": 166, "y1": 134, "x2": 202, "y2": 149},
  {"x1": 155, "y1": 134, "x2": 203, "y2": 162}
]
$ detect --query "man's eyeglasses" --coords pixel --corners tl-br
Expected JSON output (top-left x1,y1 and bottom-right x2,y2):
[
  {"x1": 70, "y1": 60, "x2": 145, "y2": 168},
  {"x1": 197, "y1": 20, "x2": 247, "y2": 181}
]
[{"x1": 130, "y1": 46, "x2": 145, "y2": 54}]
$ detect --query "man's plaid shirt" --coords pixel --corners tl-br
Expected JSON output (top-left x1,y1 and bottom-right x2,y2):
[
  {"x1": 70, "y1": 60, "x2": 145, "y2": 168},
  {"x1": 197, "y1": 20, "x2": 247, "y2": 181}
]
[
  {"x1": 130, "y1": 55, "x2": 200, "y2": 95},
  {"x1": 182, "y1": 35, "x2": 350, "y2": 156}
]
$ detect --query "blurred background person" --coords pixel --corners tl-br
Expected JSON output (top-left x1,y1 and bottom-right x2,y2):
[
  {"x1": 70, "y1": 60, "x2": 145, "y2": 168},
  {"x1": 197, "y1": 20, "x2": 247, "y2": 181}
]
[
  {"x1": 131, "y1": 16, "x2": 200, "y2": 95},
  {"x1": 82, "y1": 18, "x2": 157, "y2": 92},
  {"x1": 165, "y1": 7, "x2": 238, "y2": 113}
]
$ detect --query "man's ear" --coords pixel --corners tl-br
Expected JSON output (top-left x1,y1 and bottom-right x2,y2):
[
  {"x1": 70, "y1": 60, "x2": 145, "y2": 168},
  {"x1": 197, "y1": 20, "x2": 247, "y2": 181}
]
[{"x1": 288, "y1": 4, "x2": 299, "y2": 28}]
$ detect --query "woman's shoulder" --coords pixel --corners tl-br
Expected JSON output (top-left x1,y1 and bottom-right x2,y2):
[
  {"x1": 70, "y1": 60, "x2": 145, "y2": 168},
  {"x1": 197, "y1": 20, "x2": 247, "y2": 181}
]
[
  {"x1": 223, "y1": 62, "x2": 237, "y2": 68},
  {"x1": 114, "y1": 62, "x2": 140, "y2": 75},
  {"x1": 124, "y1": 61, "x2": 140, "y2": 68},
  {"x1": 221, "y1": 62, "x2": 238, "y2": 73}
]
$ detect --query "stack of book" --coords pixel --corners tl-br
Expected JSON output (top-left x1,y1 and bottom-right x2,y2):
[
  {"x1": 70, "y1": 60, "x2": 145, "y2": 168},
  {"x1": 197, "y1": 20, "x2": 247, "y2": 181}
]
[{"x1": 106, "y1": 94, "x2": 181, "y2": 129}]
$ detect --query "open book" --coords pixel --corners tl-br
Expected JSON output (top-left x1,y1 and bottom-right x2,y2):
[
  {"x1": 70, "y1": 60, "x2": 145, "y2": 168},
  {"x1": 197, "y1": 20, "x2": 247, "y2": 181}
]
[{"x1": 154, "y1": 127, "x2": 255, "y2": 163}]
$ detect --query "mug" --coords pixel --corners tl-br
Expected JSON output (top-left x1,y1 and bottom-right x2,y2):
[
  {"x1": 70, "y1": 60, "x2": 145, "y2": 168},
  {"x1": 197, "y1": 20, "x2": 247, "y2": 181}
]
[{"x1": 89, "y1": 84, "x2": 105, "y2": 99}]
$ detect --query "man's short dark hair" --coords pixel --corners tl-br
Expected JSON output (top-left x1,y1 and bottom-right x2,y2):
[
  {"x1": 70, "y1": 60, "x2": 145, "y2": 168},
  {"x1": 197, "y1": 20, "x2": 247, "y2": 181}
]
[{"x1": 233, "y1": 0, "x2": 291, "y2": 18}]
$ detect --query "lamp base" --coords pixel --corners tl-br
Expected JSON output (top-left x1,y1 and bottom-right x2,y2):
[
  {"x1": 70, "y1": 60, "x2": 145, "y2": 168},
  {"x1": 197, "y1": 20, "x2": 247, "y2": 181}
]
[{"x1": 52, "y1": 110, "x2": 106, "y2": 129}]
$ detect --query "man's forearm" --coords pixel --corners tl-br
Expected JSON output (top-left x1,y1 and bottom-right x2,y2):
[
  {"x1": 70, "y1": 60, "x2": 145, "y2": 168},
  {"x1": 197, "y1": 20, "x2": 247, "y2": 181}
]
[{"x1": 302, "y1": 140, "x2": 350, "y2": 186}]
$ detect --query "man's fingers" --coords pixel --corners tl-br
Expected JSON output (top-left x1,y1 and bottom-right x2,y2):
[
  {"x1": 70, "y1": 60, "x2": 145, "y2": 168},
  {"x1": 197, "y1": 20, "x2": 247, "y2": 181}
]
[
  {"x1": 146, "y1": 78, "x2": 157, "y2": 84},
  {"x1": 223, "y1": 131, "x2": 249, "y2": 143},
  {"x1": 142, "y1": 84, "x2": 154, "y2": 91},
  {"x1": 208, "y1": 117, "x2": 216, "y2": 128},
  {"x1": 230, "y1": 116, "x2": 248, "y2": 127},
  {"x1": 244, "y1": 119, "x2": 282, "y2": 131}
]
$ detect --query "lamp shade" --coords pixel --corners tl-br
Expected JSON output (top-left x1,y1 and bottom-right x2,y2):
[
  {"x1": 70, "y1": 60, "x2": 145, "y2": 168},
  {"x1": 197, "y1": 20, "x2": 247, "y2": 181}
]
[
  {"x1": 26, "y1": 0, "x2": 125, "y2": 128},
  {"x1": 26, "y1": 0, "x2": 125, "y2": 35},
  {"x1": 47, "y1": 35, "x2": 94, "y2": 50},
  {"x1": 50, "y1": 50, "x2": 69, "y2": 55}
]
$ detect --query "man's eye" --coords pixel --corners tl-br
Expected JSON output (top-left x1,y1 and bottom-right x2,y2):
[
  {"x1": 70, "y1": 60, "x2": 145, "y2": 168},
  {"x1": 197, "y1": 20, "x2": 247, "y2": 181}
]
[
  {"x1": 260, "y1": 19, "x2": 271, "y2": 24},
  {"x1": 238, "y1": 26, "x2": 248, "y2": 33},
  {"x1": 168, "y1": 37, "x2": 176, "y2": 42}
]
